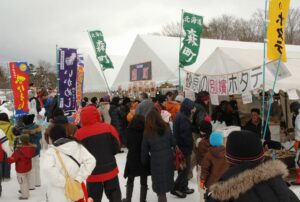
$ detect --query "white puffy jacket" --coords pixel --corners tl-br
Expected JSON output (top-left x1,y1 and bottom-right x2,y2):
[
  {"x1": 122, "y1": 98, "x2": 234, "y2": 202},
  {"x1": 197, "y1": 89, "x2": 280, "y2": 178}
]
[{"x1": 45, "y1": 139, "x2": 96, "y2": 202}]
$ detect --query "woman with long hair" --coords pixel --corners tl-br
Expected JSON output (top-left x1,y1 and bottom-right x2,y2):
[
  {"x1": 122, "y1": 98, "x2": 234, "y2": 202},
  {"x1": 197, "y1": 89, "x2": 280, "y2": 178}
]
[{"x1": 141, "y1": 110, "x2": 175, "y2": 202}]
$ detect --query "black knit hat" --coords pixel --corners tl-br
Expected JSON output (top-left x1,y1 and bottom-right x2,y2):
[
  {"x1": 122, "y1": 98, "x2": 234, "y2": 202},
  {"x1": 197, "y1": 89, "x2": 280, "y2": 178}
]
[
  {"x1": 226, "y1": 130, "x2": 264, "y2": 165},
  {"x1": 22, "y1": 114, "x2": 35, "y2": 125},
  {"x1": 199, "y1": 120, "x2": 212, "y2": 138}
]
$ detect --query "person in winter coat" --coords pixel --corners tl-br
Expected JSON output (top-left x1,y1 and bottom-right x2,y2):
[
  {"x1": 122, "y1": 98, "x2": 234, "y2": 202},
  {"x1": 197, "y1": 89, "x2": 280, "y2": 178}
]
[
  {"x1": 75, "y1": 106, "x2": 122, "y2": 202},
  {"x1": 123, "y1": 115, "x2": 150, "y2": 202},
  {"x1": 7, "y1": 134, "x2": 35, "y2": 200},
  {"x1": 28, "y1": 89, "x2": 40, "y2": 123},
  {"x1": 200, "y1": 131, "x2": 229, "y2": 191},
  {"x1": 291, "y1": 102, "x2": 300, "y2": 185},
  {"x1": 196, "y1": 118, "x2": 213, "y2": 201},
  {"x1": 45, "y1": 125, "x2": 96, "y2": 202},
  {"x1": 206, "y1": 130, "x2": 300, "y2": 202},
  {"x1": 141, "y1": 110, "x2": 175, "y2": 202},
  {"x1": 135, "y1": 93, "x2": 154, "y2": 118},
  {"x1": 0, "y1": 128, "x2": 12, "y2": 197},
  {"x1": 165, "y1": 91, "x2": 180, "y2": 121},
  {"x1": 44, "y1": 108, "x2": 77, "y2": 144},
  {"x1": 98, "y1": 96, "x2": 111, "y2": 124},
  {"x1": 109, "y1": 97, "x2": 127, "y2": 148},
  {"x1": 243, "y1": 108, "x2": 281, "y2": 149},
  {"x1": 191, "y1": 91, "x2": 210, "y2": 179},
  {"x1": 172, "y1": 98, "x2": 195, "y2": 198},
  {"x1": 126, "y1": 101, "x2": 139, "y2": 123},
  {"x1": 0, "y1": 113, "x2": 14, "y2": 180},
  {"x1": 154, "y1": 94, "x2": 166, "y2": 114},
  {"x1": 21, "y1": 114, "x2": 42, "y2": 189}
]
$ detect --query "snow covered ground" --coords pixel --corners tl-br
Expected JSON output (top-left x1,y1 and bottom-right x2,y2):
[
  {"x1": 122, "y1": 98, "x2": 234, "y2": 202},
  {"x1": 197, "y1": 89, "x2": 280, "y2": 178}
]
[{"x1": 2, "y1": 149, "x2": 300, "y2": 202}]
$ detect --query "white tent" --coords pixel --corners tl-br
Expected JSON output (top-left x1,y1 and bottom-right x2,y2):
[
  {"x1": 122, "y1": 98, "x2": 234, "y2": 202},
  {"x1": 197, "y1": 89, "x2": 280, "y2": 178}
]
[
  {"x1": 195, "y1": 47, "x2": 300, "y2": 92},
  {"x1": 83, "y1": 55, "x2": 108, "y2": 93},
  {"x1": 112, "y1": 34, "x2": 300, "y2": 90}
]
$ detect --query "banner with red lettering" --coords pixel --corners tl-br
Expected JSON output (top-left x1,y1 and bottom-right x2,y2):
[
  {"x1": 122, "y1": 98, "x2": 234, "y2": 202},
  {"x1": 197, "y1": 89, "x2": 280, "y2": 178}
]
[{"x1": 9, "y1": 62, "x2": 29, "y2": 116}]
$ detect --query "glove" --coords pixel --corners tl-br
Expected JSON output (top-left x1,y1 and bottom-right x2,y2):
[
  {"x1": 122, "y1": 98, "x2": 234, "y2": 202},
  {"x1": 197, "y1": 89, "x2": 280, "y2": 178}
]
[
  {"x1": 294, "y1": 141, "x2": 300, "y2": 150},
  {"x1": 200, "y1": 180, "x2": 205, "y2": 190}
]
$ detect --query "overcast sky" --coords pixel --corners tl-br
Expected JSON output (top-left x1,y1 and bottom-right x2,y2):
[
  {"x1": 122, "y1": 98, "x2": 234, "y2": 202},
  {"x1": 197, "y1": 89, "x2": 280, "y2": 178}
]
[{"x1": 0, "y1": 0, "x2": 299, "y2": 66}]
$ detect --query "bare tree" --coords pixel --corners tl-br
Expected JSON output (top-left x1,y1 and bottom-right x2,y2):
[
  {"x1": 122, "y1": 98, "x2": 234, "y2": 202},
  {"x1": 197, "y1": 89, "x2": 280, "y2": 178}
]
[
  {"x1": 0, "y1": 66, "x2": 9, "y2": 88},
  {"x1": 285, "y1": 8, "x2": 300, "y2": 45},
  {"x1": 160, "y1": 21, "x2": 182, "y2": 37}
]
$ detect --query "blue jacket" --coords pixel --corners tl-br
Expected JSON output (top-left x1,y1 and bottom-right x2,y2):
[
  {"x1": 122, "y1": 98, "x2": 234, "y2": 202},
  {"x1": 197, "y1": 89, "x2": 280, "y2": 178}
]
[
  {"x1": 22, "y1": 124, "x2": 42, "y2": 156},
  {"x1": 173, "y1": 111, "x2": 193, "y2": 156}
]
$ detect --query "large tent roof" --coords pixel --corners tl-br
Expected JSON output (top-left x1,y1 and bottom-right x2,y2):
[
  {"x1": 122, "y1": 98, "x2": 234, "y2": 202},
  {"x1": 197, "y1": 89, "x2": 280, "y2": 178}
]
[
  {"x1": 195, "y1": 47, "x2": 300, "y2": 92},
  {"x1": 112, "y1": 34, "x2": 300, "y2": 89}
]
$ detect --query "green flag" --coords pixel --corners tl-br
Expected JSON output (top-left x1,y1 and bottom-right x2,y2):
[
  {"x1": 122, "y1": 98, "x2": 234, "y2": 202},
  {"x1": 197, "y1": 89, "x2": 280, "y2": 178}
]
[
  {"x1": 179, "y1": 12, "x2": 203, "y2": 67},
  {"x1": 89, "y1": 30, "x2": 114, "y2": 70}
]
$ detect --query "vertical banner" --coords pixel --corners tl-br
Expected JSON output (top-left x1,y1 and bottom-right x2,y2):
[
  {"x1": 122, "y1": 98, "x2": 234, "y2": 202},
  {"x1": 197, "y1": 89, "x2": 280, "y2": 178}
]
[
  {"x1": 58, "y1": 48, "x2": 78, "y2": 112},
  {"x1": 89, "y1": 30, "x2": 114, "y2": 70},
  {"x1": 76, "y1": 54, "x2": 84, "y2": 109},
  {"x1": 9, "y1": 62, "x2": 29, "y2": 116},
  {"x1": 179, "y1": 12, "x2": 203, "y2": 67},
  {"x1": 267, "y1": 0, "x2": 290, "y2": 62}
]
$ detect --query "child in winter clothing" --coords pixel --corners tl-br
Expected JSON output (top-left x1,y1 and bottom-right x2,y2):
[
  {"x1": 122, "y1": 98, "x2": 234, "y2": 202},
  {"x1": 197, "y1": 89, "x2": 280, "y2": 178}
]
[
  {"x1": 7, "y1": 134, "x2": 35, "y2": 200},
  {"x1": 200, "y1": 131, "x2": 229, "y2": 197},
  {"x1": 196, "y1": 119, "x2": 212, "y2": 202}
]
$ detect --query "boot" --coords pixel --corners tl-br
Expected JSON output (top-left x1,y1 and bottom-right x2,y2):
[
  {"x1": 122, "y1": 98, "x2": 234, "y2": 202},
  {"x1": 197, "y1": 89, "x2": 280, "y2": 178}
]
[
  {"x1": 122, "y1": 182, "x2": 134, "y2": 202},
  {"x1": 292, "y1": 168, "x2": 300, "y2": 185},
  {"x1": 140, "y1": 185, "x2": 148, "y2": 202}
]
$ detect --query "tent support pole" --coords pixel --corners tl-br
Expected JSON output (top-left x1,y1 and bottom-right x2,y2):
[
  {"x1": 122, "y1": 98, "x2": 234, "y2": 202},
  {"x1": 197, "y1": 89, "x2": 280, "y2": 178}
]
[
  {"x1": 262, "y1": 0, "x2": 268, "y2": 138},
  {"x1": 263, "y1": 56, "x2": 282, "y2": 143},
  {"x1": 178, "y1": 9, "x2": 184, "y2": 90}
]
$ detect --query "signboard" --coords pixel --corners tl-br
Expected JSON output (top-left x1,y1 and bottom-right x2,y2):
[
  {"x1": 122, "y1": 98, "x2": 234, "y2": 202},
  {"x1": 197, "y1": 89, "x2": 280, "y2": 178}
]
[{"x1": 130, "y1": 61, "x2": 152, "y2": 81}]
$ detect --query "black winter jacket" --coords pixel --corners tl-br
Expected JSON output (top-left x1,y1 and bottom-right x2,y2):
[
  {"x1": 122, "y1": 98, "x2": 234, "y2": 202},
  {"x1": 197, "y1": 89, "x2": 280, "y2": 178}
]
[
  {"x1": 141, "y1": 129, "x2": 175, "y2": 194},
  {"x1": 124, "y1": 117, "x2": 150, "y2": 178},
  {"x1": 206, "y1": 160, "x2": 299, "y2": 202},
  {"x1": 109, "y1": 104, "x2": 126, "y2": 138},
  {"x1": 173, "y1": 111, "x2": 193, "y2": 156}
]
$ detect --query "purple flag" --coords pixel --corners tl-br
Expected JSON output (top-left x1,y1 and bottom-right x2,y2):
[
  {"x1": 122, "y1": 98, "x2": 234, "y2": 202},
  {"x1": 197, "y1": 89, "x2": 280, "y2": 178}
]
[{"x1": 58, "y1": 48, "x2": 77, "y2": 112}]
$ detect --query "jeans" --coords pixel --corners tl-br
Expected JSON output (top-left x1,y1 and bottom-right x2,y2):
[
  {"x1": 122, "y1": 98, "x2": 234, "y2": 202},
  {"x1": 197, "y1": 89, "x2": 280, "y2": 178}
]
[
  {"x1": 2, "y1": 153, "x2": 11, "y2": 179},
  {"x1": 173, "y1": 155, "x2": 191, "y2": 192}
]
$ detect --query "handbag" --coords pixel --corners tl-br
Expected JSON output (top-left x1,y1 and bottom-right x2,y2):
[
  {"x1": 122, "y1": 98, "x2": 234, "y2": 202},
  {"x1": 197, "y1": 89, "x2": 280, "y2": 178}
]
[
  {"x1": 174, "y1": 146, "x2": 186, "y2": 171},
  {"x1": 55, "y1": 149, "x2": 84, "y2": 201}
]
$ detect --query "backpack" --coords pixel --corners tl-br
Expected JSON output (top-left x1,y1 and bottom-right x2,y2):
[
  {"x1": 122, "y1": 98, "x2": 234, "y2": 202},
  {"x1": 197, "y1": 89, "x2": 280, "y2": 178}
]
[{"x1": 55, "y1": 149, "x2": 84, "y2": 201}]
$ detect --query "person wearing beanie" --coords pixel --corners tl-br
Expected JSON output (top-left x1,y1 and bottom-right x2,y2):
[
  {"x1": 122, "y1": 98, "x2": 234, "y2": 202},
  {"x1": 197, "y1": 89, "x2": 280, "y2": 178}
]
[
  {"x1": 44, "y1": 108, "x2": 78, "y2": 144},
  {"x1": 200, "y1": 131, "x2": 229, "y2": 198},
  {"x1": 98, "y1": 96, "x2": 111, "y2": 124},
  {"x1": 20, "y1": 114, "x2": 42, "y2": 190},
  {"x1": 7, "y1": 134, "x2": 35, "y2": 200},
  {"x1": 172, "y1": 98, "x2": 195, "y2": 198},
  {"x1": 206, "y1": 130, "x2": 299, "y2": 202}
]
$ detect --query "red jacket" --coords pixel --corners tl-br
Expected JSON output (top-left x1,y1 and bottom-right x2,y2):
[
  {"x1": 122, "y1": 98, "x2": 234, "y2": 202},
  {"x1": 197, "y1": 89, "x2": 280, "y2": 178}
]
[
  {"x1": 75, "y1": 106, "x2": 120, "y2": 182},
  {"x1": 7, "y1": 144, "x2": 35, "y2": 173}
]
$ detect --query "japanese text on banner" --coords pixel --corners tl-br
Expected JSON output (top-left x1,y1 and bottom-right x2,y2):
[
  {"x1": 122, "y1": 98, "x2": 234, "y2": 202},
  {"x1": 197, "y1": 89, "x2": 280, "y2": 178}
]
[
  {"x1": 58, "y1": 48, "x2": 78, "y2": 112},
  {"x1": 9, "y1": 62, "x2": 29, "y2": 116},
  {"x1": 267, "y1": 0, "x2": 290, "y2": 62},
  {"x1": 179, "y1": 12, "x2": 203, "y2": 67}
]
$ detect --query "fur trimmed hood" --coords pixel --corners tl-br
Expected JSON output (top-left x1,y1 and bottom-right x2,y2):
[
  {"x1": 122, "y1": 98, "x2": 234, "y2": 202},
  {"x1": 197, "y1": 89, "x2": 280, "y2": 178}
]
[{"x1": 209, "y1": 160, "x2": 288, "y2": 201}]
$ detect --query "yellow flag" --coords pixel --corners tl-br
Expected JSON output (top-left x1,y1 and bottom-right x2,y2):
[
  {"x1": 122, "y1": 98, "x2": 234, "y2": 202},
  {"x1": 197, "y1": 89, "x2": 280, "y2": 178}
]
[{"x1": 267, "y1": 0, "x2": 290, "y2": 62}]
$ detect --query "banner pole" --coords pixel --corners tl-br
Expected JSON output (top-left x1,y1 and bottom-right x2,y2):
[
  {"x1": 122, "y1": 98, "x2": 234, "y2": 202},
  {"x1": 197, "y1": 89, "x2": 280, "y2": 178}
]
[
  {"x1": 262, "y1": 55, "x2": 282, "y2": 143},
  {"x1": 178, "y1": 9, "x2": 184, "y2": 90},
  {"x1": 56, "y1": 45, "x2": 60, "y2": 106},
  {"x1": 87, "y1": 31, "x2": 112, "y2": 96},
  {"x1": 261, "y1": 0, "x2": 268, "y2": 137}
]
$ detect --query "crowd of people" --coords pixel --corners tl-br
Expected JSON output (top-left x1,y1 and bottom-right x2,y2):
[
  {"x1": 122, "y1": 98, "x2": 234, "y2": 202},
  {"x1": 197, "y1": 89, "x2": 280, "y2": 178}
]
[{"x1": 0, "y1": 87, "x2": 299, "y2": 202}]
